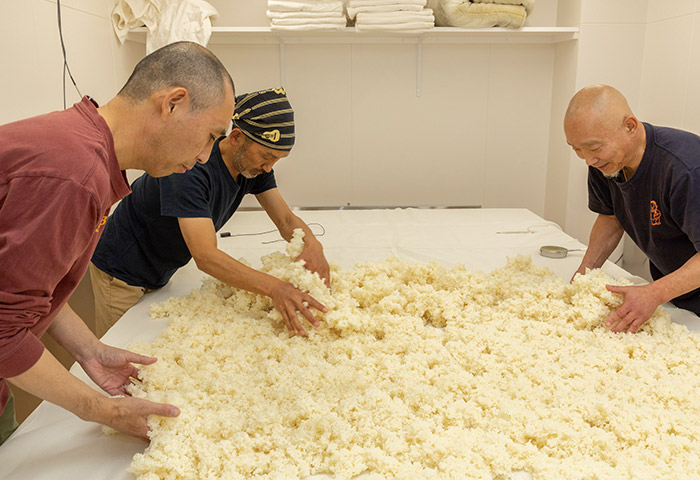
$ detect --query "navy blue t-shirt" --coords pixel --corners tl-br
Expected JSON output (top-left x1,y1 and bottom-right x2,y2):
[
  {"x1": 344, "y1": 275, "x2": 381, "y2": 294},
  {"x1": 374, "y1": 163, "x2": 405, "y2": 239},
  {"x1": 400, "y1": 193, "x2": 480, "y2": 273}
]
[
  {"x1": 588, "y1": 122, "x2": 700, "y2": 314},
  {"x1": 92, "y1": 139, "x2": 277, "y2": 289}
]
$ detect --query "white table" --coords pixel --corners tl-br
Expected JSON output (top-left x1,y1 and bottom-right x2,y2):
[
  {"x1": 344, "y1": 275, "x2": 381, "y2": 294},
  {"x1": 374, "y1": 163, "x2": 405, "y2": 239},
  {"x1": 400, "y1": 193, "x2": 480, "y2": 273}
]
[{"x1": 2, "y1": 208, "x2": 698, "y2": 480}]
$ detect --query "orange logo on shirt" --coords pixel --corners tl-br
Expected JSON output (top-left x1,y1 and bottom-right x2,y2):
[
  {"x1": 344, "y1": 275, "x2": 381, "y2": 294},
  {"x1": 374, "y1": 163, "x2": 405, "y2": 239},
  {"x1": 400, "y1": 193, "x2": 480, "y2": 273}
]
[
  {"x1": 650, "y1": 200, "x2": 661, "y2": 226},
  {"x1": 95, "y1": 215, "x2": 108, "y2": 233}
]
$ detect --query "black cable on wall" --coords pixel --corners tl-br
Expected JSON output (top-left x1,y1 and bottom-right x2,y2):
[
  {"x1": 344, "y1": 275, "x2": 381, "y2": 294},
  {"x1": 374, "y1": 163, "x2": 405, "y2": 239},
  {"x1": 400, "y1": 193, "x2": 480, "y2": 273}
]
[{"x1": 57, "y1": 0, "x2": 82, "y2": 108}]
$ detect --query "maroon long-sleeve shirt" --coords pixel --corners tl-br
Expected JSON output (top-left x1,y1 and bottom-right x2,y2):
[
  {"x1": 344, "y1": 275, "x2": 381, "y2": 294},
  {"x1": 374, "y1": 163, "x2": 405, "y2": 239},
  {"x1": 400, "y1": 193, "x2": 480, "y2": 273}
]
[{"x1": 0, "y1": 97, "x2": 130, "y2": 414}]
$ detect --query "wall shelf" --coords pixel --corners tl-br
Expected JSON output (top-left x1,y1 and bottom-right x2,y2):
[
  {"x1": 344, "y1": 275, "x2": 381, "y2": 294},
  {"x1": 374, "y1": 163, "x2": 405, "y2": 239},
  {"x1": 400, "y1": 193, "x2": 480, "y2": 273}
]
[{"x1": 126, "y1": 26, "x2": 578, "y2": 45}]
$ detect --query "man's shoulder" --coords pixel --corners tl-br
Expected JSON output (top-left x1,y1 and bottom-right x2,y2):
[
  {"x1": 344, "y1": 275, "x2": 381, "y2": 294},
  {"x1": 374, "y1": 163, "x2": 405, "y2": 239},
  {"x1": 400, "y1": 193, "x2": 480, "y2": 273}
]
[
  {"x1": 648, "y1": 123, "x2": 700, "y2": 168},
  {"x1": 1, "y1": 107, "x2": 113, "y2": 187}
]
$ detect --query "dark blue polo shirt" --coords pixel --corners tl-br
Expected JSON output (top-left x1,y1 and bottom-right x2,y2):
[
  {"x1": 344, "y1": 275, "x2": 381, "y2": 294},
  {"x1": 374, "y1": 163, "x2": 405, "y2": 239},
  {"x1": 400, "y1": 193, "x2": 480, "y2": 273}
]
[
  {"x1": 92, "y1": 139, "x2": 277, "y2": 289},
  {"x1": 588, "y1": 122, "x2": 700, "y2": 314}
]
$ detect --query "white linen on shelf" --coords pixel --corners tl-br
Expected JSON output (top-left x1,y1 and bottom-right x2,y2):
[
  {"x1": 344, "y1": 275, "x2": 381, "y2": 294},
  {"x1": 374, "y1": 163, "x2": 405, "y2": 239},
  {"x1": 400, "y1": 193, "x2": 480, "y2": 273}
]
[
  {"x1": 346, "y1": 3, "x2": 424, "y2": 19},
  {"x1": 355, "y1": 9, "x2": 434, "y2": 25},
  {"x1": 267, "y1": 0, "x2": 345, "y2": 14},
  {"x1": 268, "y1": 0, "x2": 347, "y2": 31},
  {"x1": 349, "y1": 0, "x2": 434, "y2": 34},
  {"x1": 111, "y1": 0, "x2": 219, "y2": 54}
]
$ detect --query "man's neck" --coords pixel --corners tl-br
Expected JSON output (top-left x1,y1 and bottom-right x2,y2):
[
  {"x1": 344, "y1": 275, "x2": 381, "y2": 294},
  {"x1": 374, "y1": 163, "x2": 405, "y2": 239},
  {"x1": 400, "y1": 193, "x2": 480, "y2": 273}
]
[
  {"x1": 623, "y1": 123, "x2": 647, "y2": 179},
  {"x1": 218, "y1": 138, "x2": 241, "y2": 180},
  {"x1": 97, "y1": 97, "x2": 140, "y2": 171}
]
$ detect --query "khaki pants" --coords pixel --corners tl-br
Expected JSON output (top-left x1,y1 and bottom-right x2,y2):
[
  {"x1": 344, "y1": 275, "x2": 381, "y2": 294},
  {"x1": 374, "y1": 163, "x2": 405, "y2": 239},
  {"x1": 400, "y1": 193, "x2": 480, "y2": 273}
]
[
  {"x1": 89, "y1": 263, "x2": 151, "y2": 338},
  {"x1": 0, "y1": 390, "x2": 19, "y2": 446}
]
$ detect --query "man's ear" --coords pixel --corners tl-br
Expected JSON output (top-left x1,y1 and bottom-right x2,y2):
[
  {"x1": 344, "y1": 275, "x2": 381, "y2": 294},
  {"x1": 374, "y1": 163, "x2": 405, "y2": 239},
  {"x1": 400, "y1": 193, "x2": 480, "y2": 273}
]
[
  {"x1": 159, "y1": 87, "x2": 189, "y2": 119},
  {"x1": 228, "y1": 127, "x2": 245, "y2": 145},
  {"x1": 623, "y1": 115, "x2": 639, "y2": 135}
]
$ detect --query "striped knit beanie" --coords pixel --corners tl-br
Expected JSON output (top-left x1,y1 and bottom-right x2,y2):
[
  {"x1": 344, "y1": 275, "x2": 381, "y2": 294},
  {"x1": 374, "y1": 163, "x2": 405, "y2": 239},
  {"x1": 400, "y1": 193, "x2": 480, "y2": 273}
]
[{"x1": 232, "y1": 87, "x2": 295, "y2": 151}]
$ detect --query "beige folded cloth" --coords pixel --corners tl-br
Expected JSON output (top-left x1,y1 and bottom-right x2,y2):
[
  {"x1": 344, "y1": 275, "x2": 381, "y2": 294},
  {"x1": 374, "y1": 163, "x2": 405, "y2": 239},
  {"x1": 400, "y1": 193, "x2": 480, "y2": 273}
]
[
  {"x1": 426, "y1": 0, "x2": 529, "y2": 28},
  {"x1": 473, "y1": 0, "x2": 534, "y2": 15}
]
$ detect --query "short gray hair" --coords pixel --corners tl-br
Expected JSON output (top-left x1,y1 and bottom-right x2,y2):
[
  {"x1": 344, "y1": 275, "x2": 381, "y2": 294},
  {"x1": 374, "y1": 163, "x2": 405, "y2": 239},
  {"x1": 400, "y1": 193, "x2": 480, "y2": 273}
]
[{"x1": 118, "y1": 41, "x2": 234, "y2": 111}]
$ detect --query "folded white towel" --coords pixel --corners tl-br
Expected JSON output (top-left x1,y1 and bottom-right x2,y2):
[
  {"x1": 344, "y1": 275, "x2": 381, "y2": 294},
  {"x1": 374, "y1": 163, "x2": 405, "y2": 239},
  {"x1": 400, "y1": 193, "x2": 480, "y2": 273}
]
[
  {"x1": 268, "y1": 0, "x2": 344, "y2": 13},
  {"x1": 354, "y1": 21, "x2": 434, "y2": 31},
  {"x1": 270, "y1": 23, "x2": 347, "y2": 30},
  {"x1": 347, "y1": 4, "x2": 424, "y2": 20},
  {"x1": 348, "y1": 0, "x2": 426, "y2": 7},
  {"x1": 271, "y1": 15, "x2": 347, "y2": 25},
  {"x1": 356, "y1": 9, "x2": 434, "y2": 25},
  {"x1": 267, "y1": 9, "x2": 345, "y2": 19}
]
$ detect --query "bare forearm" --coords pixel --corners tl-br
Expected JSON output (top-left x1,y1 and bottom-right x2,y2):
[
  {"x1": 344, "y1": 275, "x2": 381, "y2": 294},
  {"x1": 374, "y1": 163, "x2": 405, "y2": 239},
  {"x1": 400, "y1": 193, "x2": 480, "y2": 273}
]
[
  {"x1": 7, "y1": 349, "x2": 109, "y2": 423},
  {"x1": 47, "y1": 304, "x2": 100, "y2": 364},
  {"x1": 648, "y1": 252, "x2": 700, "y2": 305},
  {"x1": 273, "y1": 212, "x2": 322, "y2": 249},
  {"x1": 579, "y1": 214, "x2": 624, "y2": 271},
  {"x1": 194, "y1": 249, "x2": 283, "y2": 297}
]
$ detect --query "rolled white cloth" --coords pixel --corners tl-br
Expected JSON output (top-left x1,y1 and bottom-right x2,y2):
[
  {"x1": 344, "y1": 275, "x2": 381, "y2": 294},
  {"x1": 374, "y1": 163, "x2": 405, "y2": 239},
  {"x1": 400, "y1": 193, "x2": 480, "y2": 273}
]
[
  {"x1": 268, "y1": 0, "x2": 344, "y2": 13},
  {"x1": 347, "y1": 4, "x2": 424, "y2": 20},
  {"x1": 146, "y1": 0, "x2": 218, "y2": 53},
  {"x1": 472, "y1": 0, "x2": 534, "y2": 15},
  {"x1": 111, "y1": 0, "x2": 159, "y2": 43},
  {"x1": 355, "y1": 9, "x2": 434, "y2": 25},
  {"x1": 112, "y1": 0, "x2": 219, "y2": 53}
]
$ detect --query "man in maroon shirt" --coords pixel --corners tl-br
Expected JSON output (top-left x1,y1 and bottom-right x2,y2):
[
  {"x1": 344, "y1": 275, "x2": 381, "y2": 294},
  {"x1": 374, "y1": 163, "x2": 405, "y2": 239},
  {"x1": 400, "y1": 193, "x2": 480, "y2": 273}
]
[{"x1": 0, "y1": 41, "x2": 234, "y2": 444}]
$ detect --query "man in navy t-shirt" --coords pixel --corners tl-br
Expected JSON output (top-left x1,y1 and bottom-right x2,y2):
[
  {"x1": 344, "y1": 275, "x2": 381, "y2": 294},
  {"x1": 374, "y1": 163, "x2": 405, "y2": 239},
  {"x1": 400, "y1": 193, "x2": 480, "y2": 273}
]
[
  {"x1": 91, "y1": 88, "x2": 329, "y2": 338},
  {"x1": 564, "y1": 84, "x2": 700, "y2": 333}
]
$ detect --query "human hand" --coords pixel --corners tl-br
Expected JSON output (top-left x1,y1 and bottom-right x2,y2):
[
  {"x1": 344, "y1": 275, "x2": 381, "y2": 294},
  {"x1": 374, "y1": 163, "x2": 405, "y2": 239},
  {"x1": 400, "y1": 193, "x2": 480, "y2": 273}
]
[
  {"x1": 99, "y1": 396, "x2": 180, "y2": 440},
  {"x1": 79, "y1": 344, "x2": 158, "y2": 396},
  {"x1": 296, "y1": 241, "x2": 331, "y2": 288},
  {"x1": 604, "y1": 284, "x2": 662, "y2": 333},
  {"x1": 570, "y1": 264, "x2": 588, "y2": 283},
  {"x1": 270, "y1": 281, "x2": 328, "y2": 336}
]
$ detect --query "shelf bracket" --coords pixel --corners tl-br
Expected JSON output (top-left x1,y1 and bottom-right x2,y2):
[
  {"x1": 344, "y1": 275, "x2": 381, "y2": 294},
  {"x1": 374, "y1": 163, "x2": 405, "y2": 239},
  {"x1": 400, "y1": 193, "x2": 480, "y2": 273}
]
[
  {"x1": 279, "y1": 42, "x2": 286, "y2": 87},
  {"x1": 416, "y1": 42, "x2": 423, "y2": 98}
]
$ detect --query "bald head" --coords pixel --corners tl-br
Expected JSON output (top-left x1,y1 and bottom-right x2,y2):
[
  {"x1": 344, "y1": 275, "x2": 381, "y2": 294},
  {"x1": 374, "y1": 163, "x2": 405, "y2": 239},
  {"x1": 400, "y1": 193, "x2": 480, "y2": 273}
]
[
  {"x1": 563, "y1": 85, "x2": 646, "y2": 178},
  {"x1": 565, "y1": 85, "x2": 634, "y2": 131}
]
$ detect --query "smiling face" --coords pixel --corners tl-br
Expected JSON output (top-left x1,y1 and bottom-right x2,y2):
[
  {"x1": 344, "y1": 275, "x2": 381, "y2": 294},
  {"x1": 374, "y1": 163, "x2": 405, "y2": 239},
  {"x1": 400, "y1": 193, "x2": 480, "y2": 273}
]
[
  {"x1": 144, "y1": 86, "x2": 235, "y2": 177},
  {"x1": 564, "y1": 115, "x2": 632, "y2": 178},
  {"x1": 563, "y1": 85, "x2": 645, "y2": 179}
]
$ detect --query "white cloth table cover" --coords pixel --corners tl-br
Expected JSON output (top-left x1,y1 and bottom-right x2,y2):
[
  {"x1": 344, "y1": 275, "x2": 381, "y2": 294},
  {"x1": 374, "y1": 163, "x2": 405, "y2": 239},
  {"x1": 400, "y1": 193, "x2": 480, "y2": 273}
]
[{"x1": 1, "y1": 208, "x2": 698, "y2": 480}]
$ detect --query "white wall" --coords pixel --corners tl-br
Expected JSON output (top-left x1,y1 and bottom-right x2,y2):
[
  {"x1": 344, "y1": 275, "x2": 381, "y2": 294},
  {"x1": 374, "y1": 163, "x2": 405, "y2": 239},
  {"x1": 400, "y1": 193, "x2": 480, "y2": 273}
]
[
  {"x1": 188, "y1": 0, "x2": 562, "y2": 213},
  {"x1": 561, "y1": 0, "x2": 648, "y2": 245},
  {"x1": 639, "y1": 1, "x2": 700, "y2": 132},
  {"x1": 0, "y1": 0, "x2": 142, "y2": 123}
]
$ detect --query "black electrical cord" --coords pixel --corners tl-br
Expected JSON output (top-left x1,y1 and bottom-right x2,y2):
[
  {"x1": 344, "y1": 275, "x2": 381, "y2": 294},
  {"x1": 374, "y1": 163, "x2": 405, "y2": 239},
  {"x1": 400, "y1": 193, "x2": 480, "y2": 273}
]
[
  {"x1": 57, "y1": 0, "x2": 82, "y2": 109},
  {"x1": 219, "y1": 222, "x2": 326, "y2": 244}
]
